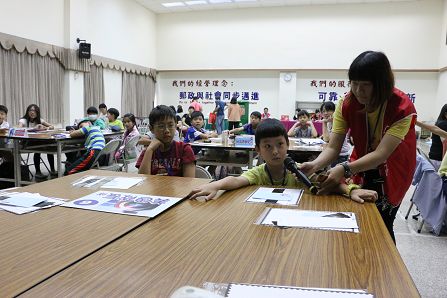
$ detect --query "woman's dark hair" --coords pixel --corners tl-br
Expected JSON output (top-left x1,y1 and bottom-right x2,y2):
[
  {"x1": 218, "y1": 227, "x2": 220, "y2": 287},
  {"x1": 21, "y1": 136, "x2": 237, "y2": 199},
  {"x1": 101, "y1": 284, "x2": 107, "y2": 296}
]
[
  {"x1": 123, "y1": 113, "x2": 136, "y2": 125},
  {"x1": 348, "y1": 51, "x2": 394, "y2": 110},
  {"x1": 255, "y1": 118, "x2": 289, "y2": 147},
  {"x1": 22, "y1": 104, "x2": 41, "y2": 126},
  {"x1": 320, "y1": 101, "x2": 336, "y2": 112},
  {"x1": 230, "y1": 97, "x2": 237, "y2": 104},
  {"x1": 149, "y1": 105, "x2": 176, "y2": 126},
  {"x1": 177, "y1": 105, "x2": 183, "y2": 113},
  {"x1": 99, "y1": 103, "x2": 107, "y2": 109},
  {"x1": 87, "y1": 106, "x2": 98, "y2": 115},
  {"x1": 436, "y1": 104, "x2": 447, "y2": 123},
  {"x1": 107, "y1": 108, "x2": 120, "y2": 119}
]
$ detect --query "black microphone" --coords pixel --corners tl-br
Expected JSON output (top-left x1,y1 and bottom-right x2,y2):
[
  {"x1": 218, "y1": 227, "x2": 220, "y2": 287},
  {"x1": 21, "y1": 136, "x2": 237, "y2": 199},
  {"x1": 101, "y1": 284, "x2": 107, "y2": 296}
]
[{"x1": 284, "y1": 157, "x2": 318, "y2": 195}]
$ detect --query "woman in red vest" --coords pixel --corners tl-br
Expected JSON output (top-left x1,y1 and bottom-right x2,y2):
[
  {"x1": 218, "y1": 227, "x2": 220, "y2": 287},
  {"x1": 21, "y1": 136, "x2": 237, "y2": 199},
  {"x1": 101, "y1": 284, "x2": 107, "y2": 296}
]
[{"x1": 301, "y1": 51, "x2": 417, "y2": 243}]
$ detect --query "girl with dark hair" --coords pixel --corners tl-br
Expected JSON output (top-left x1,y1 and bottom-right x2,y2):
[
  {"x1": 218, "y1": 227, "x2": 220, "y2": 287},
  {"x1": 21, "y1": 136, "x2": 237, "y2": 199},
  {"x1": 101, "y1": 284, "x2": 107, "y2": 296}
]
[
  {"x1": 427, "y1": 104, "x2": 447, "y2": 169},
  {"x1": 115, "y1": 113, "x2": 140, "y2": 160},
  {"x1": 301, "y1": 51, "x2": 417, "y2": 243},
  {"x1": 18, "y1": 104, "x2": 57, "y2": 179}
]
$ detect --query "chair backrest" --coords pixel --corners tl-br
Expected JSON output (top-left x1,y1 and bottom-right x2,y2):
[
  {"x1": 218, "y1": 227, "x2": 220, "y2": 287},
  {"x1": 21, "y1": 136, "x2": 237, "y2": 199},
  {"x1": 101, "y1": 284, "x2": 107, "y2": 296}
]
[
  {"x1": 123, "y1": 135, "x2": 141, "y2": 159},
  {"x1": 417, "y1": 146, "x2": 436, "y2": 168},
  {"x1": 195, "y1": 165, "x2": 213, "y2": 179},
  {"x1": 92, "y1": 139, "x2": 121, "y2": 168}
]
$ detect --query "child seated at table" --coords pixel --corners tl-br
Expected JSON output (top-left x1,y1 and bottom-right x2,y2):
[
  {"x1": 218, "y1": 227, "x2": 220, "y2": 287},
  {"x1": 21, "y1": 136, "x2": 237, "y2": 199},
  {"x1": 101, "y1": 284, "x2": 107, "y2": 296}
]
[
  {"x1": 18, "y1": 104, "x2": 57, "y2": 179},
  {"x1": 229, "y1": 111, "x2": 261, "y2": 135},
  {"x1": 107, "y1": 108, "x2": 124, "y2": 131},
  {"x1": 188, "y1": 118, "x2": 377, "y2": 203},
  {"x1": 65, "y1": 119, "x2": 105, "y2": 175},
  {"x1": 115, "y1": 113, "x2": 140, "y2": 160},
  {"x1": 138, "y1": 105, "x2": 196, "y2": 177},
  {"x1": 184, "y1": 111, "x2": 218, "y2": 143},
  {"x1": 287, "y1": 110, "x2": 318, "y2": 138},
  {"x1": 86, "y1": 106, "x2": 107, "y2": 130},
  {"x1": 0, "y1": 105, "x2": 9, "y2": 130}
]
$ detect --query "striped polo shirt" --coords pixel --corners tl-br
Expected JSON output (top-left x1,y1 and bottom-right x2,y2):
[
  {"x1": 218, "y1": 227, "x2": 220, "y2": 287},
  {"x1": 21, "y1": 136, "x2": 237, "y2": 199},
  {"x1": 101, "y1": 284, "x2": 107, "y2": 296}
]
[{"x1": 81, "y1": 126, "x2": 105, "y2": 150}]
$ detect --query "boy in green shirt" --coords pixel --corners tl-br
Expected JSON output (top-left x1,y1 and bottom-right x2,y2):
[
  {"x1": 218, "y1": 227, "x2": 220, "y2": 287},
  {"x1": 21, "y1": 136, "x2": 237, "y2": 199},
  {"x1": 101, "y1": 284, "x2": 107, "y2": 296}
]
[
  {"x1": 107, "y1": 108, "x2": 124, "y2": 131},
  {"x1": 188, "y1": 118, "x2": 377, "y2": 203}
]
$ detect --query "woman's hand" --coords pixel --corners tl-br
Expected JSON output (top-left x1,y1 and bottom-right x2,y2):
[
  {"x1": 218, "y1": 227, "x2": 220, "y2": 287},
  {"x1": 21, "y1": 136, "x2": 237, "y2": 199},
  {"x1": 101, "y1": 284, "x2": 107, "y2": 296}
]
[
  {"x1": 350, "y1": 189, "x2": 378, "y2": 204},
  {"x1": 317, "y1": 164, "x2": 345, "y2": 194},
  {"x1": 299, "y1": 161, "x2": 321, "y2": 176}
]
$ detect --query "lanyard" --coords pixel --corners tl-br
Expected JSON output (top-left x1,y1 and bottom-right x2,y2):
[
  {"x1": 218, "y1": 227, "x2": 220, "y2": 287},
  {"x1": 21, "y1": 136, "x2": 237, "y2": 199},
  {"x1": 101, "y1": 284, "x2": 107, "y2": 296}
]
[
  {"x1": 265, "y1": 165, "x2": 287, "y2": 186},
  {"x1": 367, "y1": 103, "x2": 384, "y2": 152}
]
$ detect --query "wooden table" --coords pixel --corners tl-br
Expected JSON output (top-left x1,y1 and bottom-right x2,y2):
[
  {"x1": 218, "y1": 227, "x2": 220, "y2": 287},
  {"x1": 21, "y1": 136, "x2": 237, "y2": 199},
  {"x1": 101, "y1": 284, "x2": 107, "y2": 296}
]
[
  {"x1": 0, "y1": 130, "x2": 122, "y2": 186},
  {"x1": 191, "y1": 141, "x2": 256, "y2": 169},
  {"x1": 0, "y1": 169, "x2": 209, "y2": 297},
  {"x1": 22, "y1": 185, "x2": 420, "y2": 297}
]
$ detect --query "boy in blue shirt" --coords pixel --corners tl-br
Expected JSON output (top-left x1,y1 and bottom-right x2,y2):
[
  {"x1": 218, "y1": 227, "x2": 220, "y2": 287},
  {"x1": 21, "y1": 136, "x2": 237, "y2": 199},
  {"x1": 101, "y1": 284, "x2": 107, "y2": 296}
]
[
  {"x1": 65, "y1": 119, "x2": 105, "y2": 175},
  {"x1": 184, "y1": 111, "x2": 218, "y2": 143},
  {"x1": 229, "y1": 111, "x2": 261, "y2": 135}
]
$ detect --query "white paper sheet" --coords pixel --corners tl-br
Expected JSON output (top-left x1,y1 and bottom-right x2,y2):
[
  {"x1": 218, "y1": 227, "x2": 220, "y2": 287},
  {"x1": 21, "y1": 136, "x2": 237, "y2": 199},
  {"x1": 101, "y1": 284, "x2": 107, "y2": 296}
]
[
  {"x1": 246, "y1": 187, "x2": 303, "y2": 206},
  {"x1": 0, "y1": 192, "x2": 66, "y2": 214},
  {"x1": 258, "y1": 208, "x2": 359, "y2": 232},
  {"x1": 0, "y1": 193, "x2": 46, "y2": 207},
  {"x1": 100, "y1": 177, "x2": 145, "y2": 189},
  {"x1": 226, "y1": 284, "x2": 372, "y2": 298}
]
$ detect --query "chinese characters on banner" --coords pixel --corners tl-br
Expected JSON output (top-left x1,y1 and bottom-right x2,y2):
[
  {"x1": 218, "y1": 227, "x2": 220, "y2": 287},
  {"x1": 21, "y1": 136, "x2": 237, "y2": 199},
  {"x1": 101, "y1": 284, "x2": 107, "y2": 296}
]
[
  {"x1": 309, "y1": 79, "x2": 416, "y2": 103},
  {"x1": 172, "y1": 79, "x2": 260, "y2": 105}
]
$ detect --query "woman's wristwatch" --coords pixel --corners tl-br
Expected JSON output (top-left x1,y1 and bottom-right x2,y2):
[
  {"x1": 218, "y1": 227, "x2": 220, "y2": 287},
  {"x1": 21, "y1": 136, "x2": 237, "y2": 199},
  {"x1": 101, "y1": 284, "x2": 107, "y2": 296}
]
[{"x1": 340, "y1": 162, "x2": 353, "y2": 178}]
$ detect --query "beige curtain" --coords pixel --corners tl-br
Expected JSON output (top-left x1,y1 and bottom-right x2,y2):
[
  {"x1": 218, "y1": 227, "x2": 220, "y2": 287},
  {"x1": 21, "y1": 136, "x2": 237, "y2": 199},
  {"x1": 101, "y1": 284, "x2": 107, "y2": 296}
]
[
  {"x1": 121, "y1": 72, "x2": 155, "y2": 118},
  {"x1": 0, "y1": 46, "x2": 64, "y2": 125},
  {"x1": 84, "y1": 65, "x2": 104, "y2": 109}
]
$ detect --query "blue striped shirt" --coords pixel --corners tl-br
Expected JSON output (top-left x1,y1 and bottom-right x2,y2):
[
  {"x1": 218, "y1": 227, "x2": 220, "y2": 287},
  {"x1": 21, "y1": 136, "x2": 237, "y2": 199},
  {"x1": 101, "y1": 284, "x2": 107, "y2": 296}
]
[{"x1": 81, "y1": 126, "x2": 105, "y2": 150}]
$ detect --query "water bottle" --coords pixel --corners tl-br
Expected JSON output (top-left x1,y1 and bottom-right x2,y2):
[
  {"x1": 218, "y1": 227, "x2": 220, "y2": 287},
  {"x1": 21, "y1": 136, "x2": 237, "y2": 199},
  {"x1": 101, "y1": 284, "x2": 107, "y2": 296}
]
[{"x1": 222, "y1": 130, "x2": 229, "y2": 146}]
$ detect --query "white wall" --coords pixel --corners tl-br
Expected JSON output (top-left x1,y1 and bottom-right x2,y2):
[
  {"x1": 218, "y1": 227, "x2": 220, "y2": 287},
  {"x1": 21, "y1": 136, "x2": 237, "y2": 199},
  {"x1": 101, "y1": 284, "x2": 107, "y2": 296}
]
[
  {"x1": 439, "y1": 0, "x2": 447, "y2": 67},
  {"x1": 157, "y1": 0, "x2": 442, "y2": 70},
  {"x1": 0, "y1": 0, "x2": 65, "y2": 46},
  {"x1": 104, "y1": 69, "x2": 123, "y2": 113},
  {"x1": 157, "y1": 71, "x2": 279, "y2": 117},
  {"x1": 157, "y1": 70, "x2": 438, "y2": 121}
]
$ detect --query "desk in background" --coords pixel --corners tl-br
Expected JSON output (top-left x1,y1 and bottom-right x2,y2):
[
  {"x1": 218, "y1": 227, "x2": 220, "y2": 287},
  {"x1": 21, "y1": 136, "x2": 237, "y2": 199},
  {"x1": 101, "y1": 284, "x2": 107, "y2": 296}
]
[
  {"x1": 191, "y1": 141, "x2": 256, "y2": 170},
  {"x1": 22, "y1": 178, "x2": 419, "y2": 297},
  {"x1": 0, "y1": 169, "x2": 209, "y2": 297},
  {"x1": 0, "y1": 130, "x2": 122, "y2": 186}
]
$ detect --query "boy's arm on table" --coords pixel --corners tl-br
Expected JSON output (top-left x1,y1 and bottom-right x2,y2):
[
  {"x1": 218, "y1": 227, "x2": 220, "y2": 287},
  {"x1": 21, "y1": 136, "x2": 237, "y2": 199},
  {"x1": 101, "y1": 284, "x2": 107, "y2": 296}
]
[
  {"x1": 182, "y1": 162, "x2": 196, "y2": 178},
  {"x1": 188, "y1": 176, "x2": 250, "y2": 201}
]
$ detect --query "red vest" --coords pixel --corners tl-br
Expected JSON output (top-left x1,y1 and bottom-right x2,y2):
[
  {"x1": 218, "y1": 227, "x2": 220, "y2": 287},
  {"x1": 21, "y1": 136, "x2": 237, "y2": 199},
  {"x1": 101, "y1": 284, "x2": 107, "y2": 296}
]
[{"x1": 342, "y1": 88, "x2": 416, "y2": 206}]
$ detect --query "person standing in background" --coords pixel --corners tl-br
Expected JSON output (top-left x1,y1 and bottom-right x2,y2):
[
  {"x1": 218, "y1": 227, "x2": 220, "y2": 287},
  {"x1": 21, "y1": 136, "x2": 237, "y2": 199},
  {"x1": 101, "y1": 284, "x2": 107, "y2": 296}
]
[
  {"x1": 190, "y1": 97, "x2": 203, "y2": 112},
  {"x1": 261, "y1": 107, "x2": 270, "y2": 120},
  {"x1": 227, "y1": 97, "x2": 243, "y2": 130},
  {"x1": 214, "y1": 95, "x2": 227, "y2": 134},
  {"x1": 98, "y1": 103, "x2": 108, "y2": 124},
  {"x1": 427, "y1": 104, "x2": 447, "y2": 170}
]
